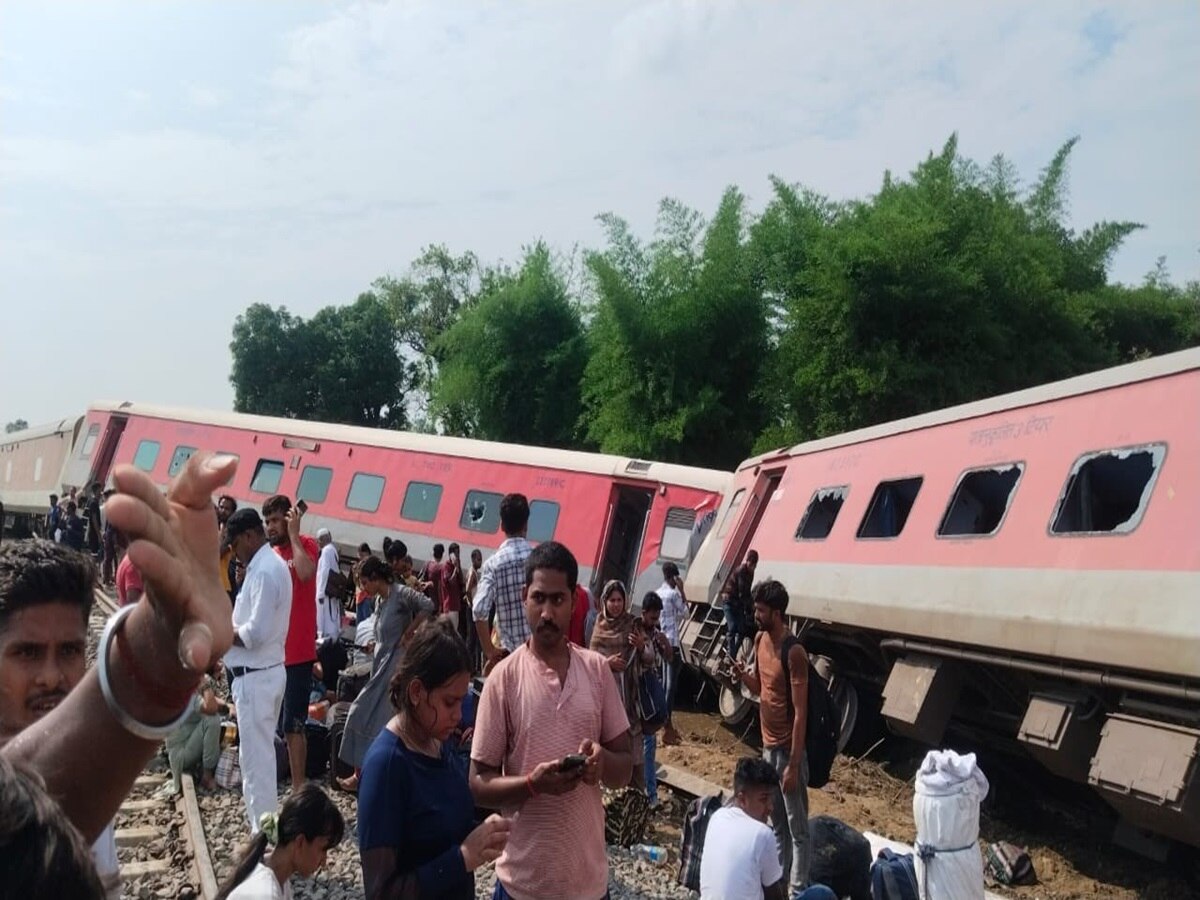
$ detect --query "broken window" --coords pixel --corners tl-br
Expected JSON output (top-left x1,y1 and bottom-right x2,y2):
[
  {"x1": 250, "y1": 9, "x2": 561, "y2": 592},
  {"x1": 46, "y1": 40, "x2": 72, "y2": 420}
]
[
  {"x1": 856, "y1": 476, "x2": 923, "y2": 539},
  {"x1": 938, "y1": 464, "x2": 1024, "y2": 537},
  {"x1": 1050, "y1": 444, "x2": 1165, "y2": 535},
  {"x1": 795, "y1": 486, "x2": 848, "y2": 540}
]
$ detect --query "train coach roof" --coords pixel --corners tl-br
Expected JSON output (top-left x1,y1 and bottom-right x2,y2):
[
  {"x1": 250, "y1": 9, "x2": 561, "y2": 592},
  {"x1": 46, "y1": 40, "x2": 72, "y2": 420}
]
[
  {"x1": 86, "y1": 401, "x2": 732, "y2": 491},
  {"x1": 741, "y1": 347, "x2": 1200, "y2": 471},
  {"x1": 0, "y1": 416, "x2": 79, "y2": 450}
]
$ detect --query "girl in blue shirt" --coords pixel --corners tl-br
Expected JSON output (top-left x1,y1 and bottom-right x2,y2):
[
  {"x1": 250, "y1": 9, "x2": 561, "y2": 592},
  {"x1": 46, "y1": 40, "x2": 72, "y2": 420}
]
[{"x1": 358, "y1": 619, "x2": 511, "y2": 899}]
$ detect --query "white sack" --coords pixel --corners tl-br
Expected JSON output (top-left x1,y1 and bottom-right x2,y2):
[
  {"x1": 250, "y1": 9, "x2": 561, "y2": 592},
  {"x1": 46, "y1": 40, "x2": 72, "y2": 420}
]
[{"x1": 912, "y1": 749, "x2": 989, "y2": 900}]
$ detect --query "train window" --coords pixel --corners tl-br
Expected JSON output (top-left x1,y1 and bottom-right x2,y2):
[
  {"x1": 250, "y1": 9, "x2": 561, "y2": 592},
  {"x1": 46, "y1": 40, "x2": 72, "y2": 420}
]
[
  {"x1": 401, "y1": 481, "x2": 443, "y2": 523},
  {"x1": 660, "y1": 507, "x2": 697, "y2": 560},
  {"x1": 168, "y1": 446, "x2": 198, "y2": 477},
  {"x1": 80, "y1": 424, "x2": 101, "y2": 459},
  {"x1": 528, "y1": 500, "x2": 560, "y2": 543},
  {"x1": 856, "y1": 476, "x2": 923, "y2": 539},
  {"x1": 460, "y1": 490, "x2": 502, "y2": 533},
  {"x1": 346, "y1": 473, "x2": 386, "y2": 512},
  {"x1": 1050, "y1": 444, "x2": 1165, "y2": 536},
  {"x1": 297, "y1": 465, "x2": 333, "y2": 505},
  {"x1": 250, "y1": 459, "x2": 284, "y2": 494},
  {"x1": 715, "y1": 489, "x2": 746, "y2": 539},
  {"x1": 133, "y1": 440, "x2": 161, "y2": 472},
  {"x1": 938, "y1": 464, "x2": 1023, "y2": 537},
  {"x1": 795, "y1": 486, "x2": 848, "y2": 540}
]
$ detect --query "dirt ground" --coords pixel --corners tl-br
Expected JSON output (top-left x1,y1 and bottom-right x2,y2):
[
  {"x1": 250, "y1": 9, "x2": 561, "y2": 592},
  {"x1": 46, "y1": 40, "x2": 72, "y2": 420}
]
[{"x1": 655, "y1": 709, "x2": 1196, "y2": 900}]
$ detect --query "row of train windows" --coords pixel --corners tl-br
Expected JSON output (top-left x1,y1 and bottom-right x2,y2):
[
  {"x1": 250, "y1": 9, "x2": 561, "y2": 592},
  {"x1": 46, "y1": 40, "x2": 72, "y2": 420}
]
[
  {"x1": 131, "y1": 439, "x2": 701, "y2": 558},
  {"x1": 728, "y1": 443, "x2": 1165, "y2": 542},
  {"x1": 131, "y1": 441, "x2": 566, "y2": 540}
]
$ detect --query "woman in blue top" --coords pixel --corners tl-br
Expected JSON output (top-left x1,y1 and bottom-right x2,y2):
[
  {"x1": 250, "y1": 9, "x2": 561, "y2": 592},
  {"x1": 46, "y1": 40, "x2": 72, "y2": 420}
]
[{"x1": 358, "y1": 618, "x2": 511, "y2": 899}]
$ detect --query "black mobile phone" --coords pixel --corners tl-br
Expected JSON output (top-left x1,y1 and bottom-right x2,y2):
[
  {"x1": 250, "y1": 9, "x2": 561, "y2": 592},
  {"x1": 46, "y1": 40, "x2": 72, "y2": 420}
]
[
  {"x1": 296, "y1": 499, "x2": 308, "y2": 515},
  {"x1": 559, "y1": 753, "x2": 587, "y2": 773}
]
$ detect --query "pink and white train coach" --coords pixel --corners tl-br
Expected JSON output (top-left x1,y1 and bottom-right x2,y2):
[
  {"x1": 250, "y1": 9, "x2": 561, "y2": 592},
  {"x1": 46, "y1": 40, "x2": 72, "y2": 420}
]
[
  {"x1": 682, "y1": 347, "x2": 1200, "y2": 850},
  {"x1": 1, "y1": 402, "x2": 729, "y2": 603}
]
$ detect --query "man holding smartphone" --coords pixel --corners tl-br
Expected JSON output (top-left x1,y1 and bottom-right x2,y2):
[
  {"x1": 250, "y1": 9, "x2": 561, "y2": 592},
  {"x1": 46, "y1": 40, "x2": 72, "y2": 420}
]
[
  {"x1": 470, "y1": 541, "x2": 633, "y2": 900},
  {"x1": 261, "y1": 494, "x2": 318, "y2": 793}
]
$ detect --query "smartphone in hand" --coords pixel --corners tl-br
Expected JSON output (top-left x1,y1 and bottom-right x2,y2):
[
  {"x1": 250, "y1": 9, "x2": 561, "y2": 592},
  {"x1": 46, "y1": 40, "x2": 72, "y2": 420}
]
[
  {"x1": 559, "y1": 753, "x2": 587, "y2": 773},
  {"x1": 296, "y1": 499, "x2": 309, "y2": 515}
]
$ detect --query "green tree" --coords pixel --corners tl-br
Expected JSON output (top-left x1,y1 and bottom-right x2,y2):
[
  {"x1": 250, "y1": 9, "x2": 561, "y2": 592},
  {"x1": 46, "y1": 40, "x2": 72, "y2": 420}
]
[
  {"x1": 4, "y1": 419, "x2": 28, "y2": 434},
  {"x1": 229, "y1": 304, "x2": 311, "y2": 418},
  {"x1": 581, "y1": 188, "x2": 770, "y2": 469},
  {"x1": 433, "y1": 244, "x2": 585, "y2": 447},
  {"x1": 365, "y1": 245, "x2": 481, "y2": 422},
  {"x1": 759, "y1": 136, "x2": 1142, "y2": 445},
  {"x1": 229, "y1": 296, "x2": 411, "y2": 428}
]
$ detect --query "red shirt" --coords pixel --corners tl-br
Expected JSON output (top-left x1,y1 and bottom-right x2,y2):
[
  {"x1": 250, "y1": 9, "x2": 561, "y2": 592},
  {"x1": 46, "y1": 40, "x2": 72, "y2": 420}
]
[
  {"x1": 568, "y1": 585, "x2": 589, "y2": 646},
  {"x1": 116, "y1": 555, "x2": 143, "y2": 607},
  {"x1": 275, "y1": 535, "x2": 319, "y2": 665}
]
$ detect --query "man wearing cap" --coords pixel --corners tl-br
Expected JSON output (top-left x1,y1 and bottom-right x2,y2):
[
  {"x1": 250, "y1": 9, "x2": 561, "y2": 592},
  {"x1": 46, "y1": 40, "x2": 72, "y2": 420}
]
[
  {"x1": 223, "y1": 507, "x2": 292, "y2": 834},
  {"x1": 314, "y1": 527, "x2": 342, "y2": 642}
]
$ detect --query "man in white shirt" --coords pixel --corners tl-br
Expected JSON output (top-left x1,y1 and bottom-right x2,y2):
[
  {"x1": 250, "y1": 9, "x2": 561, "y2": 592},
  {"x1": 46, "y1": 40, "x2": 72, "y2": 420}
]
[
  {"x1": 222, "y1": 508, "x2": 292, "y2": 834},
  {"x1": 654, "y1": 561, "x2": 689, "y2": 746},
  {"x1": 314, "y1": 527, "x2": 342, "y2": 641},
  {"x1": 700, "y1": 757, "x2": 838, "y2": 900}
]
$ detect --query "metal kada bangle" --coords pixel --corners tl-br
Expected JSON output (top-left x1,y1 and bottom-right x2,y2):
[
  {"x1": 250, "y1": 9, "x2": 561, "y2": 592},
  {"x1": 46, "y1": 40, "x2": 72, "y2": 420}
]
[{"x1": 97, "y1": 604, "x2": 195, "y2": 742}]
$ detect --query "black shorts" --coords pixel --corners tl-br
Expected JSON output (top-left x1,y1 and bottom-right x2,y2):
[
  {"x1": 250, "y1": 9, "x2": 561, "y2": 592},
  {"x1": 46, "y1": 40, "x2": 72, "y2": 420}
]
[{"x1": 281, "y1": 662, "x2": 313, "y2": 733}]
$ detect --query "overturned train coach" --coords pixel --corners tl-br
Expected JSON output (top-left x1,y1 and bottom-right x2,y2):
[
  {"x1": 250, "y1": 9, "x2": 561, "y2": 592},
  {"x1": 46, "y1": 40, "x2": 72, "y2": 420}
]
[
  {"x1": 680, "y1": 348, "x2": 1200, "y2": 851},
  {"x1": 0, "y1": 402, "x2": 729, "y2": 609}
]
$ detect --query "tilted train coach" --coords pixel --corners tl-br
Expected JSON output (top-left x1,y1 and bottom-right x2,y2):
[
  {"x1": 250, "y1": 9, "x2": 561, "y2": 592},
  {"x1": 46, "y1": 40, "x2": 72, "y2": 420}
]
[
  {"x1": 681, "y1": 347, "x2": 1200, "y2": 850},
  {"x1": 0, "y1": 402, "x2": 729, "y2": 605}
]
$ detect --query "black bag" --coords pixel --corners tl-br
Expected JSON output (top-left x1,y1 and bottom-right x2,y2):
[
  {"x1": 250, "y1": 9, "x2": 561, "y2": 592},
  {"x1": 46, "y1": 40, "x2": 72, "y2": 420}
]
[
  {"x1": 984, "y1": 841, "x2": 1036, "y2": 886},
  {"x1": 870, "y1": 848, "x2": 919, "y2": 900},
  {"x1": 305, "y1": 723, "x2": 331, "y2": 779},
  {"x1": 337, "y1": 662, "x2": 371, "y2": 704},
  {"x1": 638, "y1": 668, "x2": 669, "y2": 735},
  {"x1": 809, "y1": 815, "x2": 873, "y2": 900},
  {"x1": 676, "y1": 793, "x2": 724, "y2": 891},
  {"x1": 781, "y1": 634, "x2": 840, "y2": 789},
  {"x1": 328, "y1": 701, "x2": 354, "y2": 784}
]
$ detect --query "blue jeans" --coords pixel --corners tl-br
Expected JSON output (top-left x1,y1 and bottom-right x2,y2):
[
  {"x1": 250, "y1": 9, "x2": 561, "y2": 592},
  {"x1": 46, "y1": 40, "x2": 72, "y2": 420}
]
[
  {"x1": 764, "y1": 745, "x2": 810, "y2": 893},
  {"x1": 794, "y1": 887, "x2": 836, "y2": 900},
  {"x1": 643, "y1": 732, "x2": 658, "y2": 803}
]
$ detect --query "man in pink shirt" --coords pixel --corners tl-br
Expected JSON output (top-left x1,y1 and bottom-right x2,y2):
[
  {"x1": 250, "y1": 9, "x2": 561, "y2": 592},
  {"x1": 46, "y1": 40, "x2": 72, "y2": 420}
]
[{"x1": 470, "y1": 541, "x2": 633, "y2": 900}]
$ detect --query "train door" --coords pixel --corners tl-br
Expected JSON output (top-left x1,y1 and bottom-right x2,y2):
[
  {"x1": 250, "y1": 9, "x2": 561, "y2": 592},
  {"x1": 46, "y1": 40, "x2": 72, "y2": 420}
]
[
  {"x1": 594, "y1": 485, "x2": 654, "y2": 595},
  {"x1": 710, "y1": 468, "x2": 784, "y2": 598},
  {"x1": 89, "y1": 416, "x2": 128, "y2": 488}
]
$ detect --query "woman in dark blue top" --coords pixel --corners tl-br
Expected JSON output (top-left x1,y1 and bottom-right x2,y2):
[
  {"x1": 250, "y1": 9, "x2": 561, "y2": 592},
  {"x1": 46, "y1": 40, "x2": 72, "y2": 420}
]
[{"x1": 358, "y1": 619, "x2": 510, "y2": 899}]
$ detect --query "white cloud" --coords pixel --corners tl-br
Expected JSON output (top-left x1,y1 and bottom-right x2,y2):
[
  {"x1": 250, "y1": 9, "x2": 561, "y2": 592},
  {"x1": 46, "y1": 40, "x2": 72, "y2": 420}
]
[{"x1": 0, "y1": 0, "x2": 1197, "y2": 425}]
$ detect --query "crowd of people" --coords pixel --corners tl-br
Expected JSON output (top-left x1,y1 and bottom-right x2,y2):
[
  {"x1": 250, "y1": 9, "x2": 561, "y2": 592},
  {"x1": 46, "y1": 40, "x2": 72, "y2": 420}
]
[{"x1": 0, "y1": 451, "x2": 839, "y2": 900}]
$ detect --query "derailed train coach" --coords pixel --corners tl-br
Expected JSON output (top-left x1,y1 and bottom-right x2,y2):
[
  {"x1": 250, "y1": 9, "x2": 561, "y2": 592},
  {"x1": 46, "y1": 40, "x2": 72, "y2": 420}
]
[
  {"x1": 680, "y1": 348, "x2": 1200, "y2": 851},
  {"x1": 1, "y1": 401, "x2": 729, "y2": 604}
]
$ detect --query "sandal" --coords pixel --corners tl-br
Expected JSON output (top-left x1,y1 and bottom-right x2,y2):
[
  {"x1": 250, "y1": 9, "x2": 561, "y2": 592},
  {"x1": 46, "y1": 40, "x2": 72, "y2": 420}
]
[{"x1": 336, "y1": 773, "x2": 359, "y2": 793}]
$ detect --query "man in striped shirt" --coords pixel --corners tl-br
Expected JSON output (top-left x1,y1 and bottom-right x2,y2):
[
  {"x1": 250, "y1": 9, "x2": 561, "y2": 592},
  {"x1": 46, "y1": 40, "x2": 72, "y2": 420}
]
[
  {"x1": 470, "y1": 541, "x2": 633, "y2": 900},
  {"x1": 473, "y1": 493, "x2": 532, "y2": 663}
]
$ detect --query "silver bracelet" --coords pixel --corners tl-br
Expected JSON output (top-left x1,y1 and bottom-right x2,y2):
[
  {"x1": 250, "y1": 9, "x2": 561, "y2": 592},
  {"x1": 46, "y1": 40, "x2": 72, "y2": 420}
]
[{"x1": 97, "y1": 604, "x2": 197, "y2": 742}]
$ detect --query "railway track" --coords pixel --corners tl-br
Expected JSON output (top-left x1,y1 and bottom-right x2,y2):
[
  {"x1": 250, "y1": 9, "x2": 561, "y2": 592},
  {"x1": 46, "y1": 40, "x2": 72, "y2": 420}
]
[{"x1": 91, "y1": 590, "x2": 219, "y2": 900}]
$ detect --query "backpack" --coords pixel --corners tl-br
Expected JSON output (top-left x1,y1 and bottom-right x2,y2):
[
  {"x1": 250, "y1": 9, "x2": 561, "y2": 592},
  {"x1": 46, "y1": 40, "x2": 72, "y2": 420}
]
[
  {"x1": 781, "y1": 634, "x2": 840, "y2": 789},
  {"x1": 984, "y1": 841, "x2": 1036, "y2": 886},
  {"x1": 676, "y1": 793, "x2": 724, "y2": 891},
  {"x1": 870, "y1": 848, "x2": 919, "y2": 900}
]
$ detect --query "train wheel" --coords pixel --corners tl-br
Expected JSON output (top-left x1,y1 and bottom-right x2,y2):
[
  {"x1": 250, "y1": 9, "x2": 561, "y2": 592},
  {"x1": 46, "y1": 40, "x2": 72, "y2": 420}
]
[{"x1": 719, "y1": 682, "x2": 755, "y2": 726}]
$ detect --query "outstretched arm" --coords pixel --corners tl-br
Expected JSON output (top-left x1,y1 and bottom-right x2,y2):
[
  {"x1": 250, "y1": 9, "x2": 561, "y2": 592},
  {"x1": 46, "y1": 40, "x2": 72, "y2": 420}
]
[{"x1": 2, "y1": 453, "x2": 237, "y2": 842}]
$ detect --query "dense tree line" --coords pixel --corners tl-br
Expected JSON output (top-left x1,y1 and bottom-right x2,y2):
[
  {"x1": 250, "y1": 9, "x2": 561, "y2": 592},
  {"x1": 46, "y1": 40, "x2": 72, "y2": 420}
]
[{"x1": 229, "y1": 137, "x2": 1199, "y2": 470}]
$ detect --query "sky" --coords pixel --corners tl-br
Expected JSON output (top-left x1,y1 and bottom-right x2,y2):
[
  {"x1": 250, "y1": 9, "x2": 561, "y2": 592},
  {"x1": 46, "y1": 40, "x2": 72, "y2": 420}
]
[{"x1": 2, "y1": 1, "x2": 1197, "y2": 427}]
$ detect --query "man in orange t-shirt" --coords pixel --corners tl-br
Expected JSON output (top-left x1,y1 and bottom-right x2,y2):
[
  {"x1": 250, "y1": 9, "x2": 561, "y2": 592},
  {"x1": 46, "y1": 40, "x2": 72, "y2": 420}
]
[{"x1": 262, "y1": 494, "x2": 318, "y2": 792}]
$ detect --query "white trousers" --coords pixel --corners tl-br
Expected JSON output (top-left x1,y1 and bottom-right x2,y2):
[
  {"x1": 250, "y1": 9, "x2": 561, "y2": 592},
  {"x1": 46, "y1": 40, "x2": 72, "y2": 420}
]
[{"x1": 231, "y1": 665, "x2": 286, "y2": 833}]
